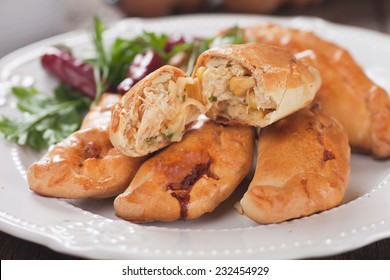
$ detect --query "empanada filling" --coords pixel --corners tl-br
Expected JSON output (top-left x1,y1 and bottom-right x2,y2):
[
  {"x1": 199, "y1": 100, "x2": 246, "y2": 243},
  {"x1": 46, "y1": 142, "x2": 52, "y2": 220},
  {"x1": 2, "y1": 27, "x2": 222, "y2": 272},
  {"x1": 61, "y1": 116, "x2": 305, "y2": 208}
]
[
  {"x1": 198, "y1": 58, "x2": 277, "y2": 121},
  {"x1": 130, "y1": 71, "x2": 205, "y2": 150},
  {"x1": 166, "y1": 157, "x2": 219, "y2": 219}
]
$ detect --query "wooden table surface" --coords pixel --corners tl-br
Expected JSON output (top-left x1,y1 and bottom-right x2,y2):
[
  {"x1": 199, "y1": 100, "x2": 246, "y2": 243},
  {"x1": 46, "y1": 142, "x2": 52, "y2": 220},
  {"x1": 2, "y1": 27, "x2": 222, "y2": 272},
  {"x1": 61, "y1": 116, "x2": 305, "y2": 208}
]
[{"x1": 1, "y1": 0, "x2": 390, "y2": 260}]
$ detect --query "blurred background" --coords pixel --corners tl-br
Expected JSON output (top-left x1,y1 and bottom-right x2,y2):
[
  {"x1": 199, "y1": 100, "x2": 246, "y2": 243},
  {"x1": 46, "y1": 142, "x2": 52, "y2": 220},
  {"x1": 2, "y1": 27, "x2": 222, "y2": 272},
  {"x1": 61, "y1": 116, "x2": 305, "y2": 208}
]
[{"x1": 0, "y1": 0, "x2": 389, "y2": 58}]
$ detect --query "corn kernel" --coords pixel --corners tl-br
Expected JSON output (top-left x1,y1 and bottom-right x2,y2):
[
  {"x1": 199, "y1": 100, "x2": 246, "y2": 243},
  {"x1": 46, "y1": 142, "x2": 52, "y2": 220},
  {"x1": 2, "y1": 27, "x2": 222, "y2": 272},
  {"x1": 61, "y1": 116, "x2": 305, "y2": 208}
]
[
  {"x1": 248, "y1": 91, "x2": 257, "y2": 109},
  {"x1": 185, "y1": 78, "x2": 203, "y2": 104},
  {"x1": 230, "y1": 76, "x2": 255, "y2": 97},
  {"x1": 196, "y1": 66, "x2": 206, "y2": 81}
]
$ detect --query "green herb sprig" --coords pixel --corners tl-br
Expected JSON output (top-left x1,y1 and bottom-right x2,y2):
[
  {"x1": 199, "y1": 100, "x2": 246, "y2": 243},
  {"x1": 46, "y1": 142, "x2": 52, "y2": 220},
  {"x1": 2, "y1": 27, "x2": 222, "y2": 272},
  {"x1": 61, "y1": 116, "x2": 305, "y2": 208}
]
[
  {"x1": 185, "y1": 25, "x2": 246, "y2": 75},
  {"x1": 90, "y1": 18, "x2": 192, "y2": 100},
  {"x1": 0, "y1": 85, "x2": 90, "y2": 150}
]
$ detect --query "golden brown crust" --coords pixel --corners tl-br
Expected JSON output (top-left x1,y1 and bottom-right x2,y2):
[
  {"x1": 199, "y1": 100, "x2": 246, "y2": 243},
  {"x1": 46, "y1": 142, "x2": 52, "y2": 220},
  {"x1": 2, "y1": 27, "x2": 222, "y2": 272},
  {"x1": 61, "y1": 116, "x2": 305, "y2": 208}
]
[
  {"x1": 27, "y1": 93, "x2": 145, "y2": 199},
  {"x1": 192, "y1": 43, "x2": 321, "y2": 127},
  {"x1": 243, "y1": 24, "x2": 390, "y2": 158},
  {"x1": 109, "y1": 65, "x2": 204, "y2": 157},
  {"x1": 114, "y1": 120, "x2": 255, "y2": 223},
  {"x1": 81, "y1": 93, "x2": 121, "y2": 129},
  {"x1": 240, "y1": 107, "x2": 350, "y2": 224},
  {"x1": 27, "y1": 128, "x2": 145, "y2": 198}
]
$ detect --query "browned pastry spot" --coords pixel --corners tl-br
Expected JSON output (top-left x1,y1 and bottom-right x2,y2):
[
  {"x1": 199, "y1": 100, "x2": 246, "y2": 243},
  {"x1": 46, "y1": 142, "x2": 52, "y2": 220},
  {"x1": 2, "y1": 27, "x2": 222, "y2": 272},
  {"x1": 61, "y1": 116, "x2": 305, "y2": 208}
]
[
  {"x1": 83, "y1": 143, "x2": 101, "y2": 159},
  {"x1": 323, "y1": 150, "x2": 335, "y2": 161}
]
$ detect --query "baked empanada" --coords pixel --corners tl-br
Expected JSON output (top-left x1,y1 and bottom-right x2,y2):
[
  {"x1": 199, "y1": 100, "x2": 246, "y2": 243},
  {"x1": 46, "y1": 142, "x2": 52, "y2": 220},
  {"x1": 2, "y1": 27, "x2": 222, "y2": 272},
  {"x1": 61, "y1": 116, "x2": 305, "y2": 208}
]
[
  {"x1": 239, "y1": 107, "x2": 350, "y2": 224},
  {"x1": 243, "y1": 24, "x2": 390, "y2": 158},
  {"x1": 192, "y1": 43, "x2": 321, "y2": 127},
  {"x1": 27, "y1": 94, "x2": 145, "y2": 199},
  {"x1": 114, "y1": 120, "x2": 255, "y2": 223},
  {"x1": 109, "y1": 65, "x2": 206, "y2": 157}
]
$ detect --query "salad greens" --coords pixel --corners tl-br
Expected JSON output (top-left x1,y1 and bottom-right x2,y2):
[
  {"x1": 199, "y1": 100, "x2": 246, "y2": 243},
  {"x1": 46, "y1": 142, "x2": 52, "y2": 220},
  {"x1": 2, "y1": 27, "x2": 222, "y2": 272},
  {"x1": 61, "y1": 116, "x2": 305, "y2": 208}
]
[
  {"x1": 90, "y1": 17, "x2": 182, "y2": 100},
  {"x1": 91, "y1": 17, "x2": 110, "y2": 103},
  {"x1": 0, "y1": 85, "x2": 90, "y2": 150},
  {"x1": 91, "y1": 18, "x2": 244, "y2": 99}
]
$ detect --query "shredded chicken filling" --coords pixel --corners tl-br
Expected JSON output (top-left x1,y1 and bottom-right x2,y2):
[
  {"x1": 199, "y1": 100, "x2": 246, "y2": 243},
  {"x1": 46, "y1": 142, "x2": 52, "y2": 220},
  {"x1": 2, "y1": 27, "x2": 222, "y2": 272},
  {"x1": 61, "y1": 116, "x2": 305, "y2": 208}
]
[
  {"x1": 132, "y1": 73, "x2": 205, "y2": 150},
  {"x1": 199, "y1": 58, "x2": 277, "y2": 120}
]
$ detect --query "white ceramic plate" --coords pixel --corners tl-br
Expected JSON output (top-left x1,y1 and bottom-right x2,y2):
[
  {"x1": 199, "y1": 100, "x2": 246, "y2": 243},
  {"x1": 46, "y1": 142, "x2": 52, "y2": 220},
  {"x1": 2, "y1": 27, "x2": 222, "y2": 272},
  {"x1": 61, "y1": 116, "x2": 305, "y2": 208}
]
[{"x1": 0, "y1": 14, "x2": 389, "y2": 260}]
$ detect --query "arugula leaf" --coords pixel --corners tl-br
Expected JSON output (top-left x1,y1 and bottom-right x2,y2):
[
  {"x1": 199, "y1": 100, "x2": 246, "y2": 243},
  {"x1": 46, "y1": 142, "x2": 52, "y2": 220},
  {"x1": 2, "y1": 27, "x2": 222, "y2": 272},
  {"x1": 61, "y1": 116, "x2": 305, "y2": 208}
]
[
  {"x1": 107, "y1": 38, "x2": 146, "y2": 88},
  {"x1": 184, "y1": 26, "x2": 246, "y2": 74},
  {"x1": 0, "y1": 85, "x2": 90, "y2": 150},
  {"x1": 105, "y1": 31, "x2": 175, "y2": 85},
  {"x1": 185, "y1": 37, "x2": 214, "y2": 75},
  {"x1": 91, "y1": 16, "x2": 109, "y2": 103},
  {"x1": 210, "y1": 25, "x2": 246, "y2": 48},
  {"x1": 140, "y1": 31, "x2": 169, "y2": 59}
]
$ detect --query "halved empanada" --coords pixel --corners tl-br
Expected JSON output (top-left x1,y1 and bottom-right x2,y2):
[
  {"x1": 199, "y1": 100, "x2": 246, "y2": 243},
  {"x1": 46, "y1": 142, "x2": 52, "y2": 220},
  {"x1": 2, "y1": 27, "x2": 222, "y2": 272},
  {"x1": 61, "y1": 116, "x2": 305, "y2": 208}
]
[
  {"x1": 192, "y1": 43, "x2": 321, "y2": 127},
  {"x1": 109, "y1": 65, "x2": 205, "y2": 157}
]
